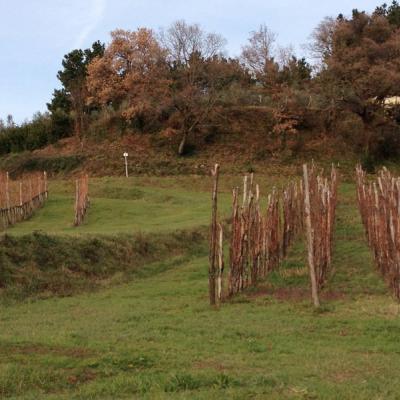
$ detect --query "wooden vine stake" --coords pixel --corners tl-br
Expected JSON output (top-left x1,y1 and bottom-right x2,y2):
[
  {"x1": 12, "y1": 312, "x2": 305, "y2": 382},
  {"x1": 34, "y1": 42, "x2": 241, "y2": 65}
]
[
  {"x1": 217, "y1": 222, "x2": 224, "y2": 304},
  {"x1": 209, "y1": 163, "x2": 220, "y2": 305},
  {"x1": 5, "y1": 172, "x2": 10, "y2": 209},
  {"x1": 302, "y1": 163, "x2": 338, "y2": 307},
  {"x1": 74, "y1": 174, "x2": 90, "y2": 226},
  {"x1": 303, "y1": 164, "x2": 320, "y2": 308}
]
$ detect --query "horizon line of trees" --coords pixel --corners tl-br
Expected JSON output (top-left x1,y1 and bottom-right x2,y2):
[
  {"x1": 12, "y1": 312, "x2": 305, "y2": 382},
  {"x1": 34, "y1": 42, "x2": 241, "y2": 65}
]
[{"x1": 1, "y1": 1, "x2": 400, "y2": 161}]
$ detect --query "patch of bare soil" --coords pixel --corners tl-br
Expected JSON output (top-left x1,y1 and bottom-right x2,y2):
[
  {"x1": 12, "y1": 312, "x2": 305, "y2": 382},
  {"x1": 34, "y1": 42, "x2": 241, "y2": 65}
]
[
  {"x1": 192, "y1": 359, "x2": 230, "y2": 372},
  {"x1": 248, "y1": 286, "x2": 346, "y2": 302},
  {"x1": 0, "y1": 343, "x2": 94, "y2": 358}
]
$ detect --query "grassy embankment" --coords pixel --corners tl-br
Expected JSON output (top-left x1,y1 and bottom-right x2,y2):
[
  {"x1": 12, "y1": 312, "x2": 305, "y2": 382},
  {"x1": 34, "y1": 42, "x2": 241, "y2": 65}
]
[{"x1": 1, "y1": 174, "x2": 400, "y2": 399}]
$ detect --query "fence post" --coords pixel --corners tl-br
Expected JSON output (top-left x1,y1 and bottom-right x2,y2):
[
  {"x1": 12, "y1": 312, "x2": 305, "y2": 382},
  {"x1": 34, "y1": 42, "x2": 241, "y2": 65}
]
[
  {"x1": 5, "y1": 172, "x2": 10, "y2": 209},
  {"x1": 209, "y1": 163, "x2": 220, "y2": 306},
  {"x1": 44, "y1": 171, "x2": 48, "y2": 199},
  {"x1": 216, "y1": 222, "x2": 224, "y2": 304},
  {"x1": 19, "y1": 181, "x2": 23, "y2": 207},
  {"x1": 74, "y1": 179, "x2": 79, "y2": 226},
  {"x1": 303, "y1": 164, "x2": 320, "y2": 308}
]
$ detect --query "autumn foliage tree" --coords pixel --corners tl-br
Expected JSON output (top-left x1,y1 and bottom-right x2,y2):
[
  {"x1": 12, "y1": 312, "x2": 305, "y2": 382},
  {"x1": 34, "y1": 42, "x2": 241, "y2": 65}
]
[
  {"x1": 16, "y1": 4, "x2": 392, "y2": 161},
  {"x1": 86, "y1": 22, "x2": 244, "y2": 155},
  {"x1": 316, "y1": 7, "x2": 400, "y2": 156},
  {"x1": 87, "y1": 28, "x2": 169, "y2": 132}
]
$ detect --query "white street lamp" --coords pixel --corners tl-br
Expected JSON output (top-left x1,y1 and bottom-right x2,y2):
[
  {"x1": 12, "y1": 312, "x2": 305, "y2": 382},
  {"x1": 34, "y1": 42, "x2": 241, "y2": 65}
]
[{"x1": 123, "y1": 152, "x2": 129, "y2": 177}]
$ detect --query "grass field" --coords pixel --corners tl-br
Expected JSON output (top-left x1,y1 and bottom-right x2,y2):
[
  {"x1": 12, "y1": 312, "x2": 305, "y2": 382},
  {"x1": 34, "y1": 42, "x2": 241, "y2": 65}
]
[
  {"x1": 1, "y1": 174, "x2": 400, "y2": 399},
  {"x1": 7, "y1": 177, "x2": 233, "y2": 235}
]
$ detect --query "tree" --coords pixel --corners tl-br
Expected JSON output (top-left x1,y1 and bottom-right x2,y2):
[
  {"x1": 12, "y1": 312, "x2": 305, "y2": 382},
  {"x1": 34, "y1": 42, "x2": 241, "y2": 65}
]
[
  {"x1": 47, "y1": 89, "x2": 71, "y2": 114},
  {"x1": 87, "y1": 28, "x2": 169, "y2": 131},
  {"x1": 168, "y1": 53, "x2": 245, "y2": 155},
  {"x1": 160, "y1": 20, "x2": 226, "y2": 65},
  {"x1": 273, "y1": 44, "x2": 312, "y2": 87},
  {"x1": 309, "y1": 17, "x2": 337, "y2": 68},
  {"x1": 161, "y1": 21, "x2": 242, "y2": 155},
  {"x1": 56, "y1": 41, "x2": 105, "y2": 140},
  {"x1": 388, "y1": 0, "x2": 400, "y2": 26},
  {"x1": 241, "y1": 24, "x2": 276, "y2": 83},
  {"x1": 374, "y1": 1, "x2": 400, "y2": 27},
  {"x1": 319, "y1": 8, "x2": 400, "y2": 155}
]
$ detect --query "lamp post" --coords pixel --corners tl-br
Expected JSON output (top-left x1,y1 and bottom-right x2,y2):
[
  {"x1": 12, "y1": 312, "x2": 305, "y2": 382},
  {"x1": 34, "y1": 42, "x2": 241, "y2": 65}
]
[{"x1": 123, "y1": 152, "x2": 129, "y2": 178}]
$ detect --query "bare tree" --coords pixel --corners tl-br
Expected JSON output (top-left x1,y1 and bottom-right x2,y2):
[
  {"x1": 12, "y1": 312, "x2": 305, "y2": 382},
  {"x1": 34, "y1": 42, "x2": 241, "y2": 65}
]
[
  {"x1": 276, "y1": 44, "x2": 295, "y2": 69},
  {"x1": 160, "y1": 20, "x2": 226, "y2": 65},
  {"x1": 241, "y1": 24, "x2": 276, "y2": 77},
  {"x1": 308, "y1": 17, "x2": 337, "y2": 67},
  {"x1": 159, "y1": 21, "x2": 230, "y2": 155}
]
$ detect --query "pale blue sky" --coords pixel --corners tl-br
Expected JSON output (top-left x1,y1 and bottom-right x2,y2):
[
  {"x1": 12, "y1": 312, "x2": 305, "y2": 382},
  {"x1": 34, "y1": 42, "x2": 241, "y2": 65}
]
[{"x1": 0, "y1": 0, "x2": 380, "y2": 123}]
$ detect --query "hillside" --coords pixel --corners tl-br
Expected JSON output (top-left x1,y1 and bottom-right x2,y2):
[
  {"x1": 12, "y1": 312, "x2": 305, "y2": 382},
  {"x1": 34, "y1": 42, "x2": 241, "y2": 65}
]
[
  {"x1": 3, "y1": 2, "x2": 400, "y2": 399},
  {"x1": 1, "y1": 175, "x2": 400, "y2": 399},
  {"x1": 0, "y1": 128, "x2": 360, "y2": 181}
]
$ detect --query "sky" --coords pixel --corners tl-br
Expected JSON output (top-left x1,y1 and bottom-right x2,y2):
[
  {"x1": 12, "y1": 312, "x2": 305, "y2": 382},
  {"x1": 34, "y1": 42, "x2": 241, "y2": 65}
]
[{"x1": 0, "y1": 0, "x2": 381, "y2": 123}]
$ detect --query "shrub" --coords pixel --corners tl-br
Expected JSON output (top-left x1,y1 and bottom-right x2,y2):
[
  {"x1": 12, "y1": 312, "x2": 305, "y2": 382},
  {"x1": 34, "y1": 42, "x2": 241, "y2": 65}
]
[{"x1": 0, "y1": 113, "x2": 72, "y2": 156}]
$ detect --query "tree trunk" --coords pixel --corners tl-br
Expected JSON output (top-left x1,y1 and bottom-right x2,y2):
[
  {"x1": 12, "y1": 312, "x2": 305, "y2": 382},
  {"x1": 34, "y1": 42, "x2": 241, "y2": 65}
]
[{"x1": 178, "y1": 131, "x2": 188, "y2": 156}]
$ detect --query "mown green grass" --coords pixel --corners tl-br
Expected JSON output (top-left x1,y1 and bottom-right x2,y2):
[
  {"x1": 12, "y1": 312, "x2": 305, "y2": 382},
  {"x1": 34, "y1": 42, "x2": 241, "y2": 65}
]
[
  {"x1": 7, "y1": 177, "x2": 236, "y2": 235},
  {"x1": 1, "y1": 176, "x2": 400, "y2": 399},
  {"x1": 7, "y1": 173, "x2": 303, "y2": 235}
]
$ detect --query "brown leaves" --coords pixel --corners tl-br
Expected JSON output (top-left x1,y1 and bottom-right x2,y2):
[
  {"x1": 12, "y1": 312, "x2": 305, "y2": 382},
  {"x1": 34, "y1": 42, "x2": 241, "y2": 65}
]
[
  {"x1": 328, "y1": 12, "x2": 400, "y2": 100},
  {"x1": 86, "y1": 28, "x2": 169, "y2": 115}
]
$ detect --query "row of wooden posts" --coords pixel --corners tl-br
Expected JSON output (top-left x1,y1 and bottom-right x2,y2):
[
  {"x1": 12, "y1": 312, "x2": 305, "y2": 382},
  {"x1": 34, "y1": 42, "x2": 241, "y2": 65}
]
[
  {"x1": 0, "y1": 171, "x2": 90, "y2": 230},
  {"x1": 227, "y1": 174, "x2": 303, "y2": 298},
  {"x1": 356, "y1": 166, "x2": 400, "y2": 300},
  {"x1": 209, "y1": 163, "x2": 338, "y2": 307},
  {"x1": 0, "y1": 172, "x2": 48, "y2": 231}
]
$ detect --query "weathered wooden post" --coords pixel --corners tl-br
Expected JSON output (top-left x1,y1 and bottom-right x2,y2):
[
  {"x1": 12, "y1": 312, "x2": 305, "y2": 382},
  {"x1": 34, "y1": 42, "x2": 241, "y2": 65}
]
[
  {"x1": 28, "y1": 179, "x2": 33, "y2": 212},
  {"x1": 243, "y1": 175, "x2": 248, "y2": 206},
  {"x1": 209, "y1": 163, "x2": 220, "y2": 306},
  {"x1": 19, "y1": 181, "x2": 23, "y2": 207},
  {"x1": 123, "y1": 152, "x2": 129, "y2": 178},
  {"x1": 303, "y1": 164, "x2": 320, "y2": 308},
  {"x1": 5, "y1": 172, "x2": 10, "y2": 209},
  {"x1": 216, "y1": 222, "x2": 224, "y2": 304},
  {"x1": 74, "y1": 179, "x2": 80, "y2": 226},
  {"x1": 44, "y1": 171, "x2": 48, "y2": 199}
]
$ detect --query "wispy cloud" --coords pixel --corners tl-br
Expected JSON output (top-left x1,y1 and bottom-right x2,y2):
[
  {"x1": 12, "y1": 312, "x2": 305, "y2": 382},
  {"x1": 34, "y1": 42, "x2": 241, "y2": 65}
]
[{"x1": 74, "y1": 0, "x2": 106, "y2": 48}]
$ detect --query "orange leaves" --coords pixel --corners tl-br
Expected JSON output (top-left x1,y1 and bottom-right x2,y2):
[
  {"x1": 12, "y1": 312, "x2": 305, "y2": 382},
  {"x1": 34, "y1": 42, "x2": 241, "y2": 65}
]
[
  {"x1": 86, "y1": 28, "x2": 169, "y2": 112},
  {"x1": 272, "y1": 119, "x2": 299, "y2": 136}
]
